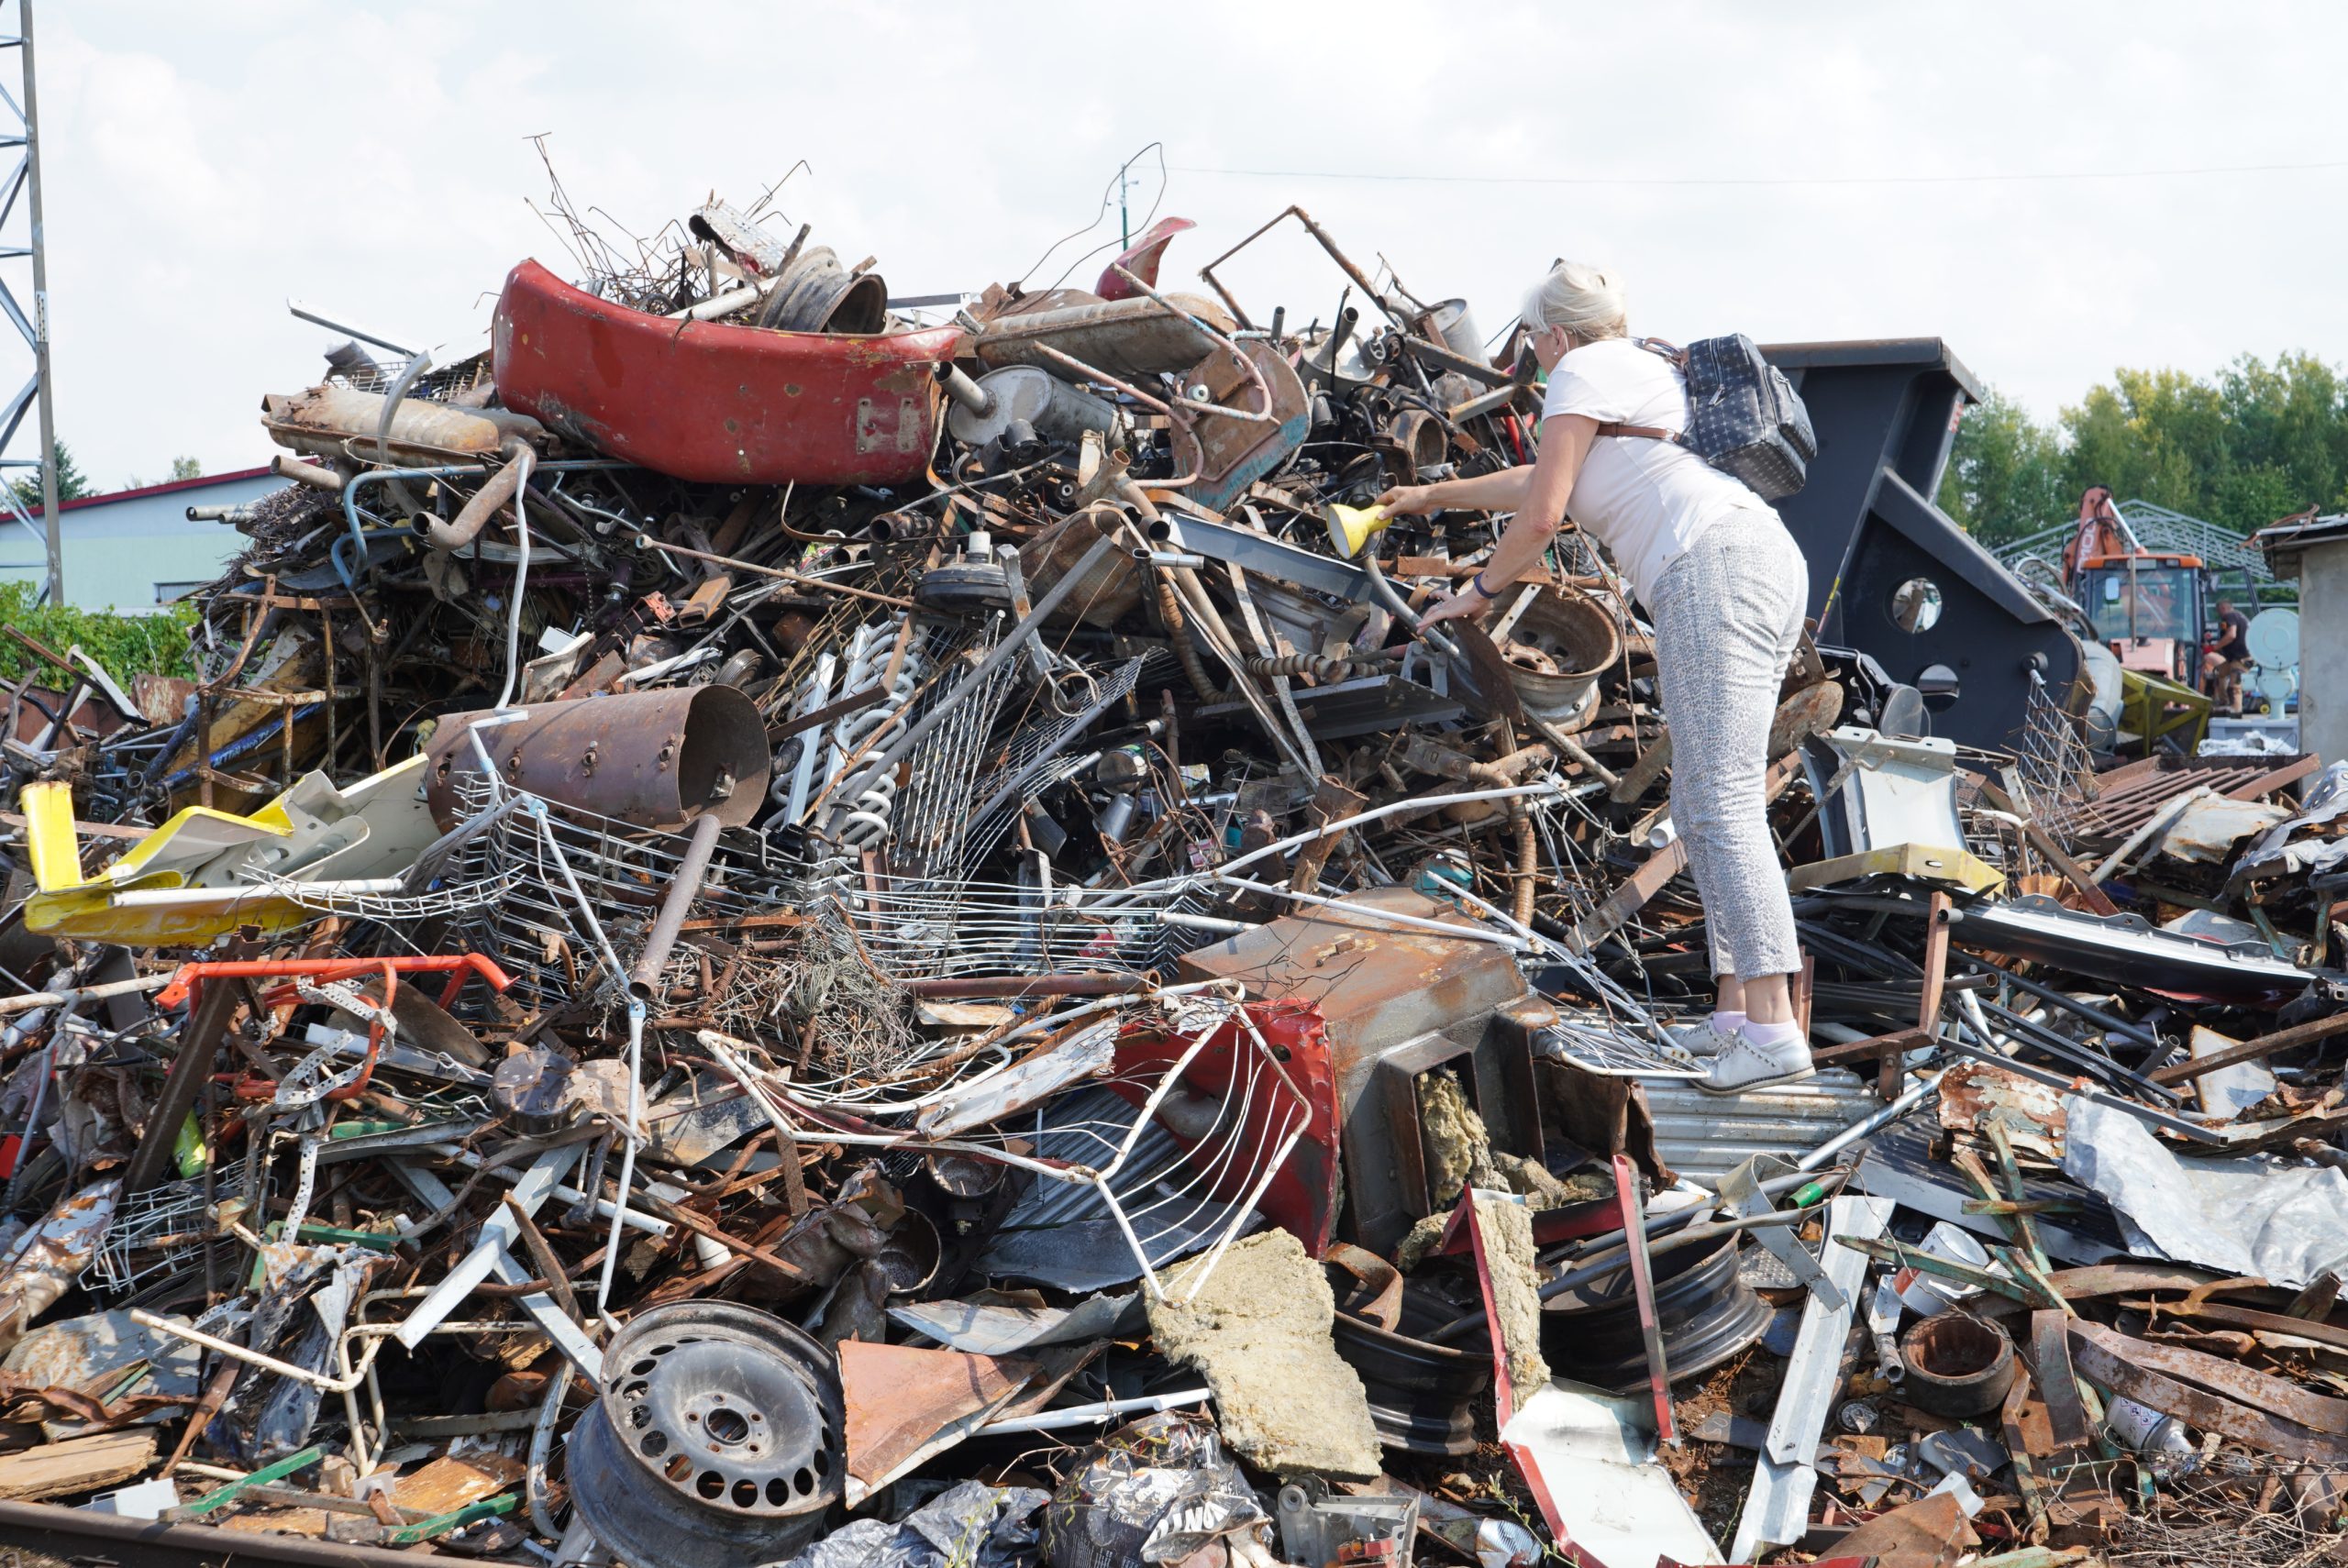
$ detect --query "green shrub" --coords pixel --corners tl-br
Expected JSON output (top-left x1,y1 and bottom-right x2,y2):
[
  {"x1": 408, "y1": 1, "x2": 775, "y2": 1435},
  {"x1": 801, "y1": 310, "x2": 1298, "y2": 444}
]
[{"x1": 0, "y1": 580, "x2": 198, "y2": 685}]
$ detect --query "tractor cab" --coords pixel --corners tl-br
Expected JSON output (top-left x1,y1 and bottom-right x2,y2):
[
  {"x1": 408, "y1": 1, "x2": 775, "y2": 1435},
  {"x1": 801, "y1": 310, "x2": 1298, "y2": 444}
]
[{"x1": 2076, "y1": 550, "x2": 2210, "y2": 682}]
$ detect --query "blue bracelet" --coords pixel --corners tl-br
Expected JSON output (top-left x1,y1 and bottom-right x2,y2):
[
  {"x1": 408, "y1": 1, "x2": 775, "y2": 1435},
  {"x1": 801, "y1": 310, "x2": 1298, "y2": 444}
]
[{"x1": 1470, "y1": 570, "x2": 1499, "y2": 599}]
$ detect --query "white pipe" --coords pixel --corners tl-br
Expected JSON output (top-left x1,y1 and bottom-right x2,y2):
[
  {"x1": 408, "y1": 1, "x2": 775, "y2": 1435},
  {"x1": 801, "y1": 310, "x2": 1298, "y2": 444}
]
[
  {"x1": 1161, "y1": 911, "x2": 1258, "y2": 935},
  {"x1": 1796, "y1": 1071, "x2": 1942, "y2": 1172},
  {"x1": 1213, "y1": 874, "x2": 1525, "y2": 949},
  {"x1": 1213, "y1": 783, "x2": 1570, "y2": 880},
  {"x1": 0, "y1": 973, "x2": 174, "y2": 1017},
  {"x1": 980, "y1": 1386, "x2": 1213, "y2": 1435},
  {"x1": 110, "y1": 878, "x2": 406, "y2": 908}
]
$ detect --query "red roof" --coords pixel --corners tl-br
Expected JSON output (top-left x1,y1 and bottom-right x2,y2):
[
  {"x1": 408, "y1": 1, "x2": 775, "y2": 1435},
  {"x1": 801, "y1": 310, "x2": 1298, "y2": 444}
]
[{"x1": 21, "y1": 465, "x2": 275, "y2": 519}]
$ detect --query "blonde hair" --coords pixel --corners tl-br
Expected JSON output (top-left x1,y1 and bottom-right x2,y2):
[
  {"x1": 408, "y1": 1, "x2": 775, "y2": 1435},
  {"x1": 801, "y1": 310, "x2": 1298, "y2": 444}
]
[{"x1": 1521, "y1": 260, "x2": 1628, "y2": 344}]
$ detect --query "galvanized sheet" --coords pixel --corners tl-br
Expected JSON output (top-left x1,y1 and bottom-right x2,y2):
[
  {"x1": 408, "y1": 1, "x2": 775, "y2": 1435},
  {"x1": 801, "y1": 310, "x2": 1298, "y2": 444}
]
[{"x1": 1634, "y1": 1069, "x2": 1885, "y2": 1189}]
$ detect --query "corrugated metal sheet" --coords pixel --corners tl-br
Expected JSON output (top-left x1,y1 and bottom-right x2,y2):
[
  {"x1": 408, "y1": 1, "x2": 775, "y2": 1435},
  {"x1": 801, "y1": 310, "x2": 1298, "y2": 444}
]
[{"x1": 1635, "y1": 1069, "x2": 1885, "y2": 1189}]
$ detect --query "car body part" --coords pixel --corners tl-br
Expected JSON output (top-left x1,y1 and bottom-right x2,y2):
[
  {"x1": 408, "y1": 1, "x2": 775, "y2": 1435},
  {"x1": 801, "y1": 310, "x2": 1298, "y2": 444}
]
[{"x1": 493, "y1": 259, "x2": 960, "y2": 485}]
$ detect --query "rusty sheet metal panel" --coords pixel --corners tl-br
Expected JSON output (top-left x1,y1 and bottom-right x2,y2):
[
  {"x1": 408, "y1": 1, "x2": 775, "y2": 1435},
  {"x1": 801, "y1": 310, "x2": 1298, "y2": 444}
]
[
  {"x1": 1175, "y1": 889, "x2": 1542, "y2": 1254},
  {"x1": 1936, "y1": 1059, "x2": 2069, "y2": 1160},
  {"x1": 492, "y1": 259, "x2": 961, "y2": 486}
]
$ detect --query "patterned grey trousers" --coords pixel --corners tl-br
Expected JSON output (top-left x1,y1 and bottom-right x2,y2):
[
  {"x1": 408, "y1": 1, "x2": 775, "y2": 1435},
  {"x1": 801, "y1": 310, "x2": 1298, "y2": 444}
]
[{"x1": 1647, "y1": 513, "x2": 1809, "y2": 979}]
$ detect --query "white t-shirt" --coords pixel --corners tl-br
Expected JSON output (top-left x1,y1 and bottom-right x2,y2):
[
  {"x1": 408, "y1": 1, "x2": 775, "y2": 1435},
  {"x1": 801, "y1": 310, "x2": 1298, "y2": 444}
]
[{"x1": 1539, "y1": 337, "x2": 1771, "y2": 608}]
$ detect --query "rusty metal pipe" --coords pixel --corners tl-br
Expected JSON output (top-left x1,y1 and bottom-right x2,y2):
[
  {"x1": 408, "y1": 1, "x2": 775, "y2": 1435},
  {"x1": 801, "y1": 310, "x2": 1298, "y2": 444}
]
[
  {"x1": 1153, "y1": 566, "x2": 1228, "y2": 703},
  {"x1": 626, "y1": 812, "x2": 724, "y2": 1000},
  {"x1": 271, "y1": 454, "x2": 344, "y2": 491},
  {"x1": 1512, "y1": 810, "x2": 1538, "y2": 926},
  {"x1": 415, "y1": 440, "x2": 530, "y2": 553},
  {"x1": 971, "y1": 295, "x2": 1221, "y2": 380}
]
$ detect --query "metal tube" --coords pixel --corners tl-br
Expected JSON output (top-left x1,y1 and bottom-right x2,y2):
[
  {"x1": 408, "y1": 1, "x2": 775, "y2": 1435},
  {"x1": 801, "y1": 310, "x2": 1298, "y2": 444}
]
[
  {"x1": 626, "y1": 812, "x2": 725, "y2": 999},
  {"x1": 0, "y1": 971, "x2": 174, "y2": 1017},
  {"x1": 271, "y1": 454, "x2": 344, "y2": 491},
  {"x1": 936, "y1": 362, "x2": 995, "y2": 415},
  {"x1": 1796, "y1": 1071, "x2": 1941, "y2": 1170},
  {"x1": 981, "y1": 1386, "x2": 1213, "y2": 1436},
  {"x1": 287, "y1": 299, "x2": 419, "y2": 358},
  {"x1": 415, "y1": 441, "x2": 529, "y2": 553},
  {"x1": 1215, "y1": 783, "x2": 1563, "y2": 880},
  {"x1": 1213, "y1": 874, "x2": 1525, "y2": 950}
]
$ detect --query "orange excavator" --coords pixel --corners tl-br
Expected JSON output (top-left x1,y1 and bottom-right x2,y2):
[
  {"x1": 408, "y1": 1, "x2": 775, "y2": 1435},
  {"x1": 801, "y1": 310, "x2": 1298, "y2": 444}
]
[{"x1": 2061, "y1": 485, "x2": 2212, "y2": 686}]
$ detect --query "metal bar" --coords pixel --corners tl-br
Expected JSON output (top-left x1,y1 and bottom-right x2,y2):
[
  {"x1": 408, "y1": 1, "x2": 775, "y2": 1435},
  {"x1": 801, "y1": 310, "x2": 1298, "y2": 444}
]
[
  {"x1": 119, "y1": 968, "x2": 241, "y2": 1195},
  {"x1": 1732, "y1": 1194, "x2": 1893, "y2": 1563},
  {"x1": 1611, "y1": 1154, "x2": 1677, "y2": 1446},
  {"x1": 393, "y1": 1143, "x2": 582, "y2": 1349},
  {"x1": 18, "y1": 0, "x2": 53, "y2": 604},
  {"x1": 625, "y1": 810, "x2": 724, "y2": 999}
]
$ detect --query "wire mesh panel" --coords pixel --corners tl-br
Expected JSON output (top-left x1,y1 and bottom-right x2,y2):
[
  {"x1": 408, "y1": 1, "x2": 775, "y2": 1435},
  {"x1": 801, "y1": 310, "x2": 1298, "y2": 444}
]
[
  {"x1": 953, "y1": 656, "x2": 1146, "y2": 878},
  {"x1": 2010, "y1": 672, "x2": 2099, "y2": 844},
  {"x1": 814, "y1": 875, "x2": 1206, "y2": 982},
  {"x1": 444, "y1": 776, "x2": 794, "y2": 1014}
]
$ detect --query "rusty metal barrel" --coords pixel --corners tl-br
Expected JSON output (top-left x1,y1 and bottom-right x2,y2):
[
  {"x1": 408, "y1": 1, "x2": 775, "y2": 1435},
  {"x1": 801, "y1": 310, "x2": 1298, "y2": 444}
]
[{"x1": 424, "y1": 685, "x2": 770, "y2": 831}]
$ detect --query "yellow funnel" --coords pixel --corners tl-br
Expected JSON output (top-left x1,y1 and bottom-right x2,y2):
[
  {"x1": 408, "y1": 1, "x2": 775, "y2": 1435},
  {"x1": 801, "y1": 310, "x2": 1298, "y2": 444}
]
[{"x1": 1325, "y1": 502, "x2": 1392, "y2": 559}]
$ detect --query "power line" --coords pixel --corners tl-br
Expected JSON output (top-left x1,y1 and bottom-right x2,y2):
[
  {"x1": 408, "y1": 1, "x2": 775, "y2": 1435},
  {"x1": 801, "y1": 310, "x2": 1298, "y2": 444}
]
[{"x1": 1168, "y1": 156, "x2": 2348, "y2": 189}]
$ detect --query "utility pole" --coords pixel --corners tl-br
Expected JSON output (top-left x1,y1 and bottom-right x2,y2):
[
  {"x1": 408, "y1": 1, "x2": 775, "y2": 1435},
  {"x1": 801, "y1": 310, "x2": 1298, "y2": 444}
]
[{"x1": 0, "y1": 0, "x2": 58, "y2": 605}]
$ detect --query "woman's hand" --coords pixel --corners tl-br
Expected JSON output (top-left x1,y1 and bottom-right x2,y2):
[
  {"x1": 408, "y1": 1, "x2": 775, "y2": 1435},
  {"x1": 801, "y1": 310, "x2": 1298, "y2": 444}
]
[
  {"x1": 1372, "y1": 484, "x2": 1433, "y2": 516},
  {"x1": 1416, "y1": 581, "x2": 1490, "y2": 631}
]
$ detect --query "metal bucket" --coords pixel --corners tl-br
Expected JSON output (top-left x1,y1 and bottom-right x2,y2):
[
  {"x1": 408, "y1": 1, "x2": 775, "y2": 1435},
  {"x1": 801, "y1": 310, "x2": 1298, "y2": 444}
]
[
  {"x1": 1425, "y1": 298, "x2": 1484, "y2": 359},
  {"x1": 754, "y1": 245, "x2": 889, "y2": 335}
]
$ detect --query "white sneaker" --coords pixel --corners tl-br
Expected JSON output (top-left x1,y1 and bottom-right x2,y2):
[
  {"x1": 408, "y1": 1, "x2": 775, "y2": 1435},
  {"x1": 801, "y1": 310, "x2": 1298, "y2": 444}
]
[
  {"x1": 1666, "y1": 1015, "x2": 1740, "y2": 1058},
  {"x1": 1697, "y1": 1029, "x2": 1815, "y2": 1095}
]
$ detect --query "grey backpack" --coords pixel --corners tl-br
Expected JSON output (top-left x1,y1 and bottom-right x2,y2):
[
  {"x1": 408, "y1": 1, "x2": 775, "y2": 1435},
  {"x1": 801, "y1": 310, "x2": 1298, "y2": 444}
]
[{"x1": 1594, "y1": 334, "x2": 1816, "y2": 502}]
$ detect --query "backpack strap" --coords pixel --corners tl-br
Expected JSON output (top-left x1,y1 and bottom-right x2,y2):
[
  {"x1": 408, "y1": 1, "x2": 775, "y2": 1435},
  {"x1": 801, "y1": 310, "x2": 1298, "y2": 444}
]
[
  {"x1": 1631, "y1": 336, "x2": 1689, "y2": 367},
  {"x1": 1593, "y1": 422, "x2": 1686, "y2": 445},
  {"x1": 1596, "y1": 337, "x2": 1691, "y2": 444}
]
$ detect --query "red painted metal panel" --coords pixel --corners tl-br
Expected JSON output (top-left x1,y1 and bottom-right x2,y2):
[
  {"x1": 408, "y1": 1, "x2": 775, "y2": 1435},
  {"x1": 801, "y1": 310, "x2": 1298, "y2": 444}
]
[
  {"x1": 491, "y1": 259, "x2": 963, "y2": 486},
  {"x1": 1109, "y1": 1000, "x2": 1340, "y2": 1256}
]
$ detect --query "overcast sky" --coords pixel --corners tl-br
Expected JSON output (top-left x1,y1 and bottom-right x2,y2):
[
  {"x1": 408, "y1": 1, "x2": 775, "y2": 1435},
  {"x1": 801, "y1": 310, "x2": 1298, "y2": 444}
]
[{"x1": 28, "y1": 1, "x2": 2348, "y2": 491}]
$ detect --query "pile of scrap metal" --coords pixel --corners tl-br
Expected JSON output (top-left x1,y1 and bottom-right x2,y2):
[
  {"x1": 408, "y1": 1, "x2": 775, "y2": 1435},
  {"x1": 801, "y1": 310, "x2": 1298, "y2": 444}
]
[{"x1": 0, "y1": 181, "x2": 2340, "y2": 1568}]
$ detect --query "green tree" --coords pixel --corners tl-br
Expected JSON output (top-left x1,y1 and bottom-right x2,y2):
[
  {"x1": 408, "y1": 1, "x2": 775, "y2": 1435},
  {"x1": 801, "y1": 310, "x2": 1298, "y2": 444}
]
[
  {"x1": 9, "y1": 441, "x2": 90, "y2": 511},
  {"x1": 2054, "y1": 354, "x2": 2348, "y2": 532},
  {"x1": 170, "y1": 456, "x2": 203, "y2": 480},
  {"x1": 1936, "y1": 388, "x2": 2070, "y2": 547},
  {"x1": 1941, "y1": 353, "x2": 2348, "y2": 549}
]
